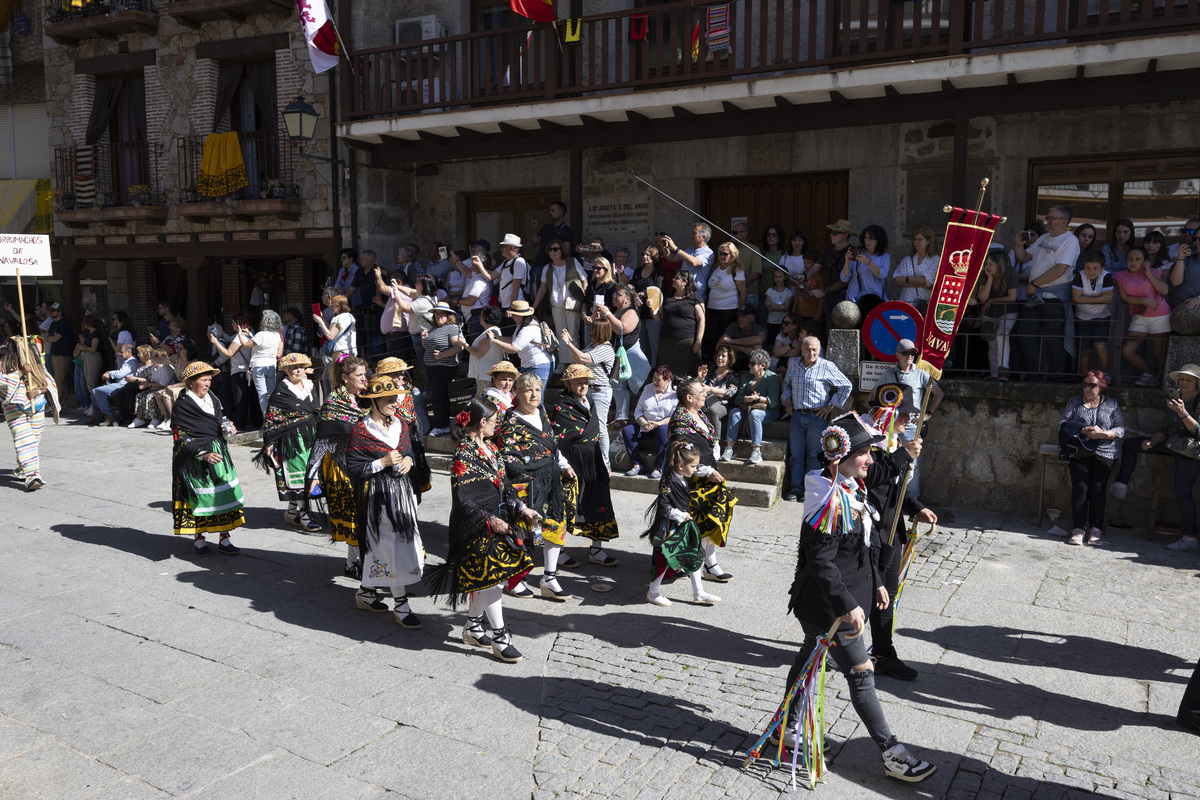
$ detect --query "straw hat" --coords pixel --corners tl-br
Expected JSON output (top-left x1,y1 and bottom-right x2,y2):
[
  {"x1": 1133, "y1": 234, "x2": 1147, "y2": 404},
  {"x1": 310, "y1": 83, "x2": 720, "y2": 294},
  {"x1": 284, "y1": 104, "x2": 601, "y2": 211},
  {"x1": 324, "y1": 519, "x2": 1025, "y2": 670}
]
[
  {"x1": 431, "y1": 302, "x2": 455, "y2": 316},
  {"x1": 278, "y1": 352, "x2": 312, "y2": 369},
  {"x1": 507, "y1": 300, "x2": 535, "y2": 317},
  {"x1": 500, "y1": 233, "x2": 522, "y2": 248},
  {"x1": 562, "y1": 363, "x2": 594, "y2": 382},
  {"x1": 644, "y1": 285, "x2": 662, "y2": 315},
  {"x1": 826, "y1": 219, "x2": 857, "y2": 236},
  {"x1": 1169, "y1": 364, "x2": 1200, "y2": 384},
  {"x1": 487, "y1": 360, "x2": 520, "y2": 376},
  {"x1": 360, "y1": 375, "x2": 406, "y2": 399},
  {"x1": 180, "y1": 361, "x2": 220, "y2": 381},
  {"x1": 375, "y1": 356, "x2": 412, "y2": 375}
]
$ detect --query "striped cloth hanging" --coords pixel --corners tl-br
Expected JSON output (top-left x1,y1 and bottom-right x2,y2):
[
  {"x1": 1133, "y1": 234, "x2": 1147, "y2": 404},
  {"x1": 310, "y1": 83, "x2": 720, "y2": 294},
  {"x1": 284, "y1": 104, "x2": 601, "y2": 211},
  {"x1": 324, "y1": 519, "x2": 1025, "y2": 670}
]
[{"x1": 706, "y1": 3, "x2": 731, "y2": 54}]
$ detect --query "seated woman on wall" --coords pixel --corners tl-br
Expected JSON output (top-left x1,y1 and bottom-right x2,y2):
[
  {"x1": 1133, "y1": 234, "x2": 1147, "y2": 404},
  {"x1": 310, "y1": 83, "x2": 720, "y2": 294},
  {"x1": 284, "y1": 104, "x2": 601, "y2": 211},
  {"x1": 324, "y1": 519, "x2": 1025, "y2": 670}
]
[
  {"x1": 1110, "y1": 363, "x2": 1200, "y2": 552},
  {"x1": 1058, "y1": 371, "x2": 1124, "y2": 546}
]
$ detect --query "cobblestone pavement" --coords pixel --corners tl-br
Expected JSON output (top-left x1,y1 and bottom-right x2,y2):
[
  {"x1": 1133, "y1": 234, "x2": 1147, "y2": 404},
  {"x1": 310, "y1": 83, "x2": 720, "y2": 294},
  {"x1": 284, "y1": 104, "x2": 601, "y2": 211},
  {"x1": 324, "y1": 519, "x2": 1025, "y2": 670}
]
[{"x1": 2, "y1": 422, "x2": 1199, "y2": 799}]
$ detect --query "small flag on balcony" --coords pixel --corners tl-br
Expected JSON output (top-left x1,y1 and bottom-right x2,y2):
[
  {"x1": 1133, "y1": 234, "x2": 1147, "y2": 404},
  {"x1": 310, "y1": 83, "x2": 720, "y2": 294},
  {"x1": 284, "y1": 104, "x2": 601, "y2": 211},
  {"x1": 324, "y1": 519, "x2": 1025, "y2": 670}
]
[
  {"x1": 707, "y1": 4, "x2": 731, "y2": 54},
  {"x1": 296, "y1": 0, "x2": 339, "y2": 74},
  {"x1": 510, "y1": 0, "x2": 555, "y2": 24},
  {"x1": 629, "y1": 13, "x2": 648, "y2": 41},
  {"x1": 563, "y1": 18, "x2": 581, "y2": 43},
  {"x1": 690, "y1": 21, "x2": 700, "y2": 63}
]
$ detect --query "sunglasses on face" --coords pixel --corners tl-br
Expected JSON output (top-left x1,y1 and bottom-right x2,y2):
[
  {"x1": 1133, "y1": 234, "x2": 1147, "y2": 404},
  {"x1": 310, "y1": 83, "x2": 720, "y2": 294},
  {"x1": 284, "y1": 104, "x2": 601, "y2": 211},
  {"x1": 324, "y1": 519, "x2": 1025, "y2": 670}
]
[
  {"x1": 900, "y1": 350, "x2": 919, "y2": 357},
  {"x1": 1182, "y1": 228, "x2": 1198, "y2": 236},
  {"x1": 548, "y1": 246, "x2": 561, "y2": 252}
]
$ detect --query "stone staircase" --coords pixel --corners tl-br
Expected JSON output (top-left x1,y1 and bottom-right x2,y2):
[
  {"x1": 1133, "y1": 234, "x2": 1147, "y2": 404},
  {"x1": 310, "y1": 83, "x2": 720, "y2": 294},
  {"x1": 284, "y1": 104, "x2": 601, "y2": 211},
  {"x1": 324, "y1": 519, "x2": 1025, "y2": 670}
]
[{"x1": 421, "y1": 367, "x2": 790, "y2": 508}]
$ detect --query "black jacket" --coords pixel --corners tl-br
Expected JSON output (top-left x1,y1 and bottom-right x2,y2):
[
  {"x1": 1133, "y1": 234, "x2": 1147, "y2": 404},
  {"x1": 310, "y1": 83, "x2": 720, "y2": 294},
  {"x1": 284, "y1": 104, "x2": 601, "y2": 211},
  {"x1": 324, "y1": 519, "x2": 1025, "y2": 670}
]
[{"x1": 865, "y1": 447, "x2": 926, "y2": 571}]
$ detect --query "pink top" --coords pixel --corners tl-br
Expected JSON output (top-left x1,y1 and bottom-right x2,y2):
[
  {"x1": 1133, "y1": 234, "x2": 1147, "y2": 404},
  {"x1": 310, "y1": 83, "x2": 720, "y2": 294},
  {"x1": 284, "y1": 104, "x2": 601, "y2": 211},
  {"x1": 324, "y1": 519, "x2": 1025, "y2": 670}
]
[{"x1": 1113, "y1": 268, "x2": 1169, "y2": 317}]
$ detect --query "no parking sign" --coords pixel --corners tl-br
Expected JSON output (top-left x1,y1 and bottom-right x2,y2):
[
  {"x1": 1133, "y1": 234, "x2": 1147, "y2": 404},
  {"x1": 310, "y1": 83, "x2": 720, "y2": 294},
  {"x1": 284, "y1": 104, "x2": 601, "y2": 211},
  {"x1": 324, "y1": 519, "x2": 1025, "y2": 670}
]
[{"x1": 862, "y1": 301, "x2": 924, "y2": 363}]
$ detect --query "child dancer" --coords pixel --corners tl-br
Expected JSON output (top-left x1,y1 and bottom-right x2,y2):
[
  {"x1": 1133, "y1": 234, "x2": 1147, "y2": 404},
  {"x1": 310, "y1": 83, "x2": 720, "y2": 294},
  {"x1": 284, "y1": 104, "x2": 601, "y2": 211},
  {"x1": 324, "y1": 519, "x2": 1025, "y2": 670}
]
[{"x1": 644, "y1": 440, "x2": 722, "y2": 607}]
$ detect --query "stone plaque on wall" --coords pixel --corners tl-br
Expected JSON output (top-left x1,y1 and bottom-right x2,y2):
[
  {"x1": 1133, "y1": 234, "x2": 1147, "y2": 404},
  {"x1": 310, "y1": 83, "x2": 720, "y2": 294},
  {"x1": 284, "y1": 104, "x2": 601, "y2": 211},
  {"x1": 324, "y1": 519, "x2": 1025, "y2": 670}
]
[{"x1": 584, "y1": 195, "x2": 652, "y2": 240}]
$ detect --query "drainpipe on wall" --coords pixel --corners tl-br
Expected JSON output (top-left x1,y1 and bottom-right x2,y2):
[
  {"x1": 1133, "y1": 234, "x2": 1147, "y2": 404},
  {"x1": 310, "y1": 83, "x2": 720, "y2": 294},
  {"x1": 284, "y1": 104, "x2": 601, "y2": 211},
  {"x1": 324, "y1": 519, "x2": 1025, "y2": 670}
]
[
  {"x1": 348, "y1": 148, "x2": 358, "y2": 250},
  {"x1": 329, "y1": 70, "x2": 342, "y2": 259}
]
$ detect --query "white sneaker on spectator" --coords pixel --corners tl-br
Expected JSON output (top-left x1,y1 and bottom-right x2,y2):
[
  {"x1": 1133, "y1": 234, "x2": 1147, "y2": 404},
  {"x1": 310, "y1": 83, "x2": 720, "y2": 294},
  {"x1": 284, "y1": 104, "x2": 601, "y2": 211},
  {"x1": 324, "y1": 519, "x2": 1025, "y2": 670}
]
[
  {"x1": 720, "y1": 445, "x2": 734, "y2": 462},
  {"x1": 1108, "y1": 482, "x2": 1127, "y2": 500},
  {"x1": 129, "y1": 418, "x2": 148, "y2": 429},
  {"x1": 1135, "y1": 373, "x2": 1157, "y2": 387},
  {"x1": 748, "y1": 448, "x2": 763, "y2": 464},
  {"x1": 1166, "y1": 538, "x2": 1199, "y2": 551}
]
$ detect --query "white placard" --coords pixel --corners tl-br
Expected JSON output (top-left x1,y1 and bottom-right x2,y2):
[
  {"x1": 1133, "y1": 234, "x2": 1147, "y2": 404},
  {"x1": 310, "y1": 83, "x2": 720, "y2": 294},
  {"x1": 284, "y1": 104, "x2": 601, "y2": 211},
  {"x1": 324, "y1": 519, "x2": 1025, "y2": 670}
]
[
  {"x1": 859, "y1": 361, "x2": 890, "y2": 392},
  {"x1": 0, "y1": 235, "x2": 53, "y2": 277}
]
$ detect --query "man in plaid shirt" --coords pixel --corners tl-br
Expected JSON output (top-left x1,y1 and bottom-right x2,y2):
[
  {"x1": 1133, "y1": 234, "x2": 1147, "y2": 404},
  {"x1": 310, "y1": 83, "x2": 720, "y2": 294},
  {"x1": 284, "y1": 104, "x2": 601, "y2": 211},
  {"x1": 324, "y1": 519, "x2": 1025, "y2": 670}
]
[
  {"x1": 781, "y1": 336, "x2": 852, "y2": 502},
  {"x1": 283, "y1": 308, "x2": 308, "y2": 355}
]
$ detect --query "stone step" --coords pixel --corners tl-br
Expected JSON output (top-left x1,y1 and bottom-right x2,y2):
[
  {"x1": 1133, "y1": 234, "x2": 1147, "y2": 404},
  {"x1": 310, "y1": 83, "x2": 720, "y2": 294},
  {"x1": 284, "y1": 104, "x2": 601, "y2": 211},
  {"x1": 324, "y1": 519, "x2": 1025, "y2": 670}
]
[
  {"x1": 728, "y1": 438, "x2": 787, "y2": 462},
  {"x1": 426, "y1": 456, "x2": 779, "y2": 507},
  {"x1": 711, "y1": 458, "x2": 784, "y2": 487}
]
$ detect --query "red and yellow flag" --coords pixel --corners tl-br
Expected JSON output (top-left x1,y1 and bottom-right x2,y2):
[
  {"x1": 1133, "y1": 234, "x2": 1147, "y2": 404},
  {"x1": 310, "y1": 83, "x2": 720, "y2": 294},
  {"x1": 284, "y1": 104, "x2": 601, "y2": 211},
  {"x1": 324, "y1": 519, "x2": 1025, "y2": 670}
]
[
  {"x1": 918, "y1": 207, "x2": 1002, "y2": 380},
  {"x1": 511, "y1": 0, "x2": 555, "y2": 23}
]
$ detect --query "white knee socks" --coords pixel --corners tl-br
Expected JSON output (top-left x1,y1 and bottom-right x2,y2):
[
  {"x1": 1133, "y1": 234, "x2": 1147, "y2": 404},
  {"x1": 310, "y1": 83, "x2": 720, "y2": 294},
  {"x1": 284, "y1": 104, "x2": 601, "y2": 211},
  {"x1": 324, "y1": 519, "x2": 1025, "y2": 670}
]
[
  {"x1": 477, "y1": 585, "x2": 505, "y2": 630},
  {"x1": 703, "y1": 539, "x2": 723, "y2": 574},
  {"x1": 346, "y1": 544, "x2": 360, "y2": 568}
]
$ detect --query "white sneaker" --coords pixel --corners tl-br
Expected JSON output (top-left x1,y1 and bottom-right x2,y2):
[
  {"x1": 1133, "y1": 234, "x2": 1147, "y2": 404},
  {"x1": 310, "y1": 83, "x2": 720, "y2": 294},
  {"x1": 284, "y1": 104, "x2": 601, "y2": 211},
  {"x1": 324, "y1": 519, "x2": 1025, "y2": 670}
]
[
  {"x1": 720, "y1": 445, "x2": 734, "y2": 462},
  {"x1": 882, "y1": 743, "x2": 936, "y2": 783},
  {"x1": 129, "y1": 418, "x2": 149, "y2": 429},
  {"x1": 646, "y1": 591, "x2": 671, "y2": 607},
  {"x1": 1108, "y1": 482, "x2": 1127, "y2": 500},
  {"x1": 1166, "y1": 538, "x2": 1200, "y2": 551},
  {"x1": 748, "y1": 448, "x2": 763, "y2": 464}
]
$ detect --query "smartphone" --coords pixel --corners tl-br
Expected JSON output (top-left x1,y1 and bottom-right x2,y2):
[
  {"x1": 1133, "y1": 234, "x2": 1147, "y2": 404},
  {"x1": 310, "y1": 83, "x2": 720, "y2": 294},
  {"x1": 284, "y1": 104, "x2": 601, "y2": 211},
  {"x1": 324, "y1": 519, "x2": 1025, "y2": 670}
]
[
  {"x1": 438, "y1": 246, "x2": 448, "y2": 260},
  {"x1": 1167, "y1": 387, "x2": 1182, "y2": 400},
  {"x1": 593, "y1": 294, "x2": 605, "y2": 308}
]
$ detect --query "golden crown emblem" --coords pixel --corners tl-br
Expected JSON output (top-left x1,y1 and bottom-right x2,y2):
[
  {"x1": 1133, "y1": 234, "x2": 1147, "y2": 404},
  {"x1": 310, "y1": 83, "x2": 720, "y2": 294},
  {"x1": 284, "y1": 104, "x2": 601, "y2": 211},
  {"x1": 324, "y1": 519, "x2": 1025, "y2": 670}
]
[{"x1": 949, "y1": 247, "x2": 972, "y2": 275}]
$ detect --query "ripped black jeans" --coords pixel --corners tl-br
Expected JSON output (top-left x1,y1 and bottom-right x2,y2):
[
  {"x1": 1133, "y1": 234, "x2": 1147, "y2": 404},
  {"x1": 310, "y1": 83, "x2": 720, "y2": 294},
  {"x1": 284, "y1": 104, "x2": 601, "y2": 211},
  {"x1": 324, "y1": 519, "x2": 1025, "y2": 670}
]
[{"x1": 784, "y1": 619, "x2": 896, "y2": 751}]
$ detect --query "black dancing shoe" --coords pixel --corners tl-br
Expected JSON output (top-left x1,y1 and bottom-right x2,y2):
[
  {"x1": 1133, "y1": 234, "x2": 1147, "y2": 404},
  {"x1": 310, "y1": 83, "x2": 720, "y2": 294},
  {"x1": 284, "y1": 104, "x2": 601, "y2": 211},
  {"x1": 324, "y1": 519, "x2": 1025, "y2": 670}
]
[{"x1": 874, "y1": 655, "x2": 919, "y2": 681}]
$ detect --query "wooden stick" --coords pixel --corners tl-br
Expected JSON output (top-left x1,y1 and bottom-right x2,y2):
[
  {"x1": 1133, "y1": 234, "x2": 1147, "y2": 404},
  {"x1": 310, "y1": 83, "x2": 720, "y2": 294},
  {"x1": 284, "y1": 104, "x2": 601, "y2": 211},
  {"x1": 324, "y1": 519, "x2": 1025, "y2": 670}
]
[
  {"x1": 15, "y1": 266, "x2": 27, "y2": 343},
  {"x1": 885, "y1": 384, "x2": 934, "y2": 548}
]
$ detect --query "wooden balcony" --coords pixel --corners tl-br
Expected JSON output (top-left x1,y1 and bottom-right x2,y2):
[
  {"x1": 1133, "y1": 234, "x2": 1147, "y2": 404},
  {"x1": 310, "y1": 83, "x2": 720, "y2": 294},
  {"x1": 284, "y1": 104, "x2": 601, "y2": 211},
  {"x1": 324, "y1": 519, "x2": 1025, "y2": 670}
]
[
  {"x1": 164, "y1": 0, "x2": 291, "y2": 28},
  {"x1": 45, "y1": 0, "x2": 157, "y2": 44},
  {"x1": 345, "y1": 0, "x2": 1200, "y2": 120},
  {"x1": 175, "y1": 130, "x2": 302, "y2": 221},
  {"x1": 52, "y1": 141, "x2": 167, "y2": 227},
  {"x1": 57, "y1": 205, "x2": 169, "y2": 227}
]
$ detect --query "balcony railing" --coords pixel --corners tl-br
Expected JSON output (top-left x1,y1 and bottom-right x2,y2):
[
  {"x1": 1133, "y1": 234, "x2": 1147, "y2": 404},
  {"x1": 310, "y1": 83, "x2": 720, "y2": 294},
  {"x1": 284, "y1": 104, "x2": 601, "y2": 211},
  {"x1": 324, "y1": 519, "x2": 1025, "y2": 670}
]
[
  {"x1": 176, "y1": 129, "x2": 299, "y2": 203},
  {"x1": 53, "y1": 141, "x2": 162, "y2": 208},
  {"x1": 45, "y1": 0, "x2": 157, "y2": 44},
  {"x1": 346, "y1": 0, "x2": 1200, "y2": 119}
]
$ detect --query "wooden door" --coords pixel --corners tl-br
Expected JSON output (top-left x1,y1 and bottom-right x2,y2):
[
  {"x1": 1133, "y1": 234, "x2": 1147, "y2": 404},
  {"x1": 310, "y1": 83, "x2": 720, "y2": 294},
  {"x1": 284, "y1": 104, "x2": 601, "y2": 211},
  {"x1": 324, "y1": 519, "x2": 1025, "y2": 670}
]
[
  {"x1": 467, "y1": 187, "x2": 563, "y2": 261},
  {"x1": 702, "y1": 171, "x2": 849, "y2": 255}
]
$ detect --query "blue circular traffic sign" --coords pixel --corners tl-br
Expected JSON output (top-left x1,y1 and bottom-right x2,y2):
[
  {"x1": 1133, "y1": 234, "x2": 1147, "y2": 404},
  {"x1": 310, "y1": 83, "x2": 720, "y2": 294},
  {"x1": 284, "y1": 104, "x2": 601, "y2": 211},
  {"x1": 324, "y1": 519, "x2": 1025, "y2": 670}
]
[{"x1": 863, "y1": 301, "x2": 924, "y2": 362}]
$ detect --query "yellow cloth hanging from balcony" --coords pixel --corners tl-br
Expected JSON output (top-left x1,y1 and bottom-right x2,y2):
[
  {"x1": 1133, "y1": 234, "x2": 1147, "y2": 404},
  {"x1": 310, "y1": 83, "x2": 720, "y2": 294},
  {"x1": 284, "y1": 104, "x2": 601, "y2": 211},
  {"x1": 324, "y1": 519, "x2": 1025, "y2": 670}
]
[{"x1": 197, "y1": 131, "x2": 248, "y2": 197}]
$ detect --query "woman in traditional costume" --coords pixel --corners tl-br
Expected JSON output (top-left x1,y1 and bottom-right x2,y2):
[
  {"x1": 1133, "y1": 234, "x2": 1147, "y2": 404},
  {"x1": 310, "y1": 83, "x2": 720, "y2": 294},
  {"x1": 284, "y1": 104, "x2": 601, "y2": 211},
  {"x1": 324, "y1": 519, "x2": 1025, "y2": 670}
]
[
  {"x1": 496, "y1": 372, "x2": 580, "y2": 601},
  {"x1": 170, "y1": 361, "x2": 244, "y2": 555},
  {"x1": 374, "y1": 356, "x2": 431, "y2": 494},
  {"x1": 345, "y1": 374, "x2": 424, "y2": 628},
  {"x1": 426, "y1": 397, "x2": 539, "y2": 663},
  {"x1": 667, "y1": 377, "x2": 736, "y2": 583},
  {"x1": 306, "y1": 355, "x2": 369, "y2": 578},
  {"x1": 550, "y1": 363, "x2": 619, "y2": 566},
  {"x1": 1, "y1": 335, "x2": 58, "y2": 491},
  {"x1": 254, "y1": 352, "x2": 321, "y2": 532}
]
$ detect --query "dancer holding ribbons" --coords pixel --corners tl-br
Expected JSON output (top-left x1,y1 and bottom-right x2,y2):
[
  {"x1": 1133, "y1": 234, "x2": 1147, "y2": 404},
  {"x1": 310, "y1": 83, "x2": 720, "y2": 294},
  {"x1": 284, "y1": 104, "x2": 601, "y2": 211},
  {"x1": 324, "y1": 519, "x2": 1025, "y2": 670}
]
[{"x1": 777, "y1": 411, "x2": 935, "y2": 783}]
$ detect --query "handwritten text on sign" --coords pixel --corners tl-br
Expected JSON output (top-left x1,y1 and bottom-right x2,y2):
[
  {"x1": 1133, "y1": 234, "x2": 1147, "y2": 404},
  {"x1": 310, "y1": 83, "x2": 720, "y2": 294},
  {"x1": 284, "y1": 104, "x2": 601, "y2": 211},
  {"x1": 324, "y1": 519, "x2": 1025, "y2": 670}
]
[
  {"x1": 584, "y1": 195, "x2": 651, "y2": 238},
  {"x1": 0, "y1": 235, "x2": 53, "y2": 277}
]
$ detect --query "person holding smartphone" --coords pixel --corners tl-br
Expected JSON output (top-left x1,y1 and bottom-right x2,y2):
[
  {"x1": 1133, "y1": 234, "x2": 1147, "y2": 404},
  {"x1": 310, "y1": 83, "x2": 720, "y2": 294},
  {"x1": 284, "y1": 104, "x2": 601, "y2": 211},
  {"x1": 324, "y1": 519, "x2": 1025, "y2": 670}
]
[{"x1": 1169, "y1": 224, "x2": 1200, "y2": 311}]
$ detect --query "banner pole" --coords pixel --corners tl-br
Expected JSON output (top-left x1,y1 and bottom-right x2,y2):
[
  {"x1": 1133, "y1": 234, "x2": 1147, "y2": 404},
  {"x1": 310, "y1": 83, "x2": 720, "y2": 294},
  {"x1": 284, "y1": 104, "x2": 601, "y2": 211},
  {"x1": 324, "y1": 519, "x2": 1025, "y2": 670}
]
[
  {"x1": 14, "y1": 266, "x2": 27, "y2": 343},
  {"x1": 885, "y1": 386, "x2": 933, "y2": 548}
]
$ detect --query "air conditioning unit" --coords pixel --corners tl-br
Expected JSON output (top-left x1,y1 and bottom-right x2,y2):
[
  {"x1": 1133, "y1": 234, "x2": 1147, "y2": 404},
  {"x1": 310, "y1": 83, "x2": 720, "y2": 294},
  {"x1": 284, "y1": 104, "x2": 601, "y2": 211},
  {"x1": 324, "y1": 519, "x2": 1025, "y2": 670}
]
[{"x1": 395, "y1": 15, "x2": 448, "y2": 46}]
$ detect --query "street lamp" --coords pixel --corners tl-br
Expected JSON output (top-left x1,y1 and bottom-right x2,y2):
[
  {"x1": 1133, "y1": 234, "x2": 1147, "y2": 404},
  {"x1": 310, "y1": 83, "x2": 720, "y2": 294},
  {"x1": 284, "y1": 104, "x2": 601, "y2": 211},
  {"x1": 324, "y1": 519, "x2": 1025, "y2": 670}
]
[{"x1": 282, "y1": 96, "x2": 319, "y2": 145}]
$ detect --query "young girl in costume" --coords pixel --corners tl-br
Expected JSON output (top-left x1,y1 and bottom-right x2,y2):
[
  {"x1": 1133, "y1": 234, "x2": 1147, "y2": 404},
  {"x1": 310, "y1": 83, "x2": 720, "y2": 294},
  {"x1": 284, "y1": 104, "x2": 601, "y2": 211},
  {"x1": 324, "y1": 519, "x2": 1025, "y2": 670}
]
[{"x1": 643, "y1": 439, "x2": 722, "y2": 607}]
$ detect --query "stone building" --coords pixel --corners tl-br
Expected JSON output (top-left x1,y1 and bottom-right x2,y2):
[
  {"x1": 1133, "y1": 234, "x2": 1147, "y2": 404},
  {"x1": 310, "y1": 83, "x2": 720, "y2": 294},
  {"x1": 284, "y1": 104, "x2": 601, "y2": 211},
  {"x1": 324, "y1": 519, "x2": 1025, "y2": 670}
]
[
  {"x1": 44, "y1": 0, "x2": 340, "y2": 341},
  {"x1": 335, "y1": 1, "x2": 1200, "y2": 272}
]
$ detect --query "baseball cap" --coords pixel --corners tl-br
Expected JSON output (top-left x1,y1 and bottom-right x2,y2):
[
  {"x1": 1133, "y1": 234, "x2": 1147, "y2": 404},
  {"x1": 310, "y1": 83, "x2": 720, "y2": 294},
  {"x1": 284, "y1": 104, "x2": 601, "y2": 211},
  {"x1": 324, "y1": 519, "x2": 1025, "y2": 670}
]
[
  {"x1": 896, "y1": 338, "x2": 919, "y2": 355},
  {"x1": 737, "y1": 303, "x2": 757, "y2": 316}
]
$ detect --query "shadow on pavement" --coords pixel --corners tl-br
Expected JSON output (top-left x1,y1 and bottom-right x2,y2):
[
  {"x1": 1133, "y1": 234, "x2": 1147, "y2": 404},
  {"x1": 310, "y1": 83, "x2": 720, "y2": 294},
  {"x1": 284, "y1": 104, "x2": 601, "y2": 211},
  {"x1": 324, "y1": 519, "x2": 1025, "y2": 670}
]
[{"x1": 917, "y1": 623, "x2": 1192, "y2": 684}]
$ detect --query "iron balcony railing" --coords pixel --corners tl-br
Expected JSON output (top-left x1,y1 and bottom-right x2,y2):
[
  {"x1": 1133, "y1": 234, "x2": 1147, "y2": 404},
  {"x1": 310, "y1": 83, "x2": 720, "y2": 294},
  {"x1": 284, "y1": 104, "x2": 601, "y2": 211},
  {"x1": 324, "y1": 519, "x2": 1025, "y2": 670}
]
[
  {"x1": 53, "y1": 141, "x2": 162, "y2": 208},
  {"x1": 176, "y1": 129, "x2": 299, "y2": 203},
  {"x1": 346, "y1": 0, "x2": 1200, "y2": 119}
]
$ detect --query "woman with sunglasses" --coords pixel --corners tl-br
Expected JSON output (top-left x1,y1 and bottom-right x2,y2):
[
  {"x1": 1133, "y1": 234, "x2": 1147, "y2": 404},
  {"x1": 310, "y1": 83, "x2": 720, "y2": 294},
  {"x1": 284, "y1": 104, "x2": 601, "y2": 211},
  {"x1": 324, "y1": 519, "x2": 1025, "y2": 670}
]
[
  {"x1": 1059, "y1": 371, "x2": 1124, "y2": 546},
  {"x1": 580, "y1": 257, "x2": 619, "y2": 346},
  {"x1": 532, "y1": 239, "x2": 586, "y2": 366},
  {"x1": 702, "y1": 242, "x2": 747, "y2": 359}
]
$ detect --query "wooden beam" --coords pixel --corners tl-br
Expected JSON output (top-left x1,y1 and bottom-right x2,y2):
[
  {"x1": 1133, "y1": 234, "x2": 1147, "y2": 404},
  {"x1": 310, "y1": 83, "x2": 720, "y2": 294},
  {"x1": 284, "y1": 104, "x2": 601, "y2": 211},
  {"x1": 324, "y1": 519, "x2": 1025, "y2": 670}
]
[
  {"x1": 1144, "y1": 58, "x2": 1158, "y2": 82},
  {"x1": 774, "y1": 95, "x2": 798, "y2": 112},
  {"x1": 342, "y1": 138, "x2": 378, "y2": 153},
  {"x1": 454, "y1": 126, "x2": 489, "y2": 141},
  {"x1": 829, "y1": 90, "x2": 849, "y2": 107},
  {"x1": 416, "y1": 130, "x2": 447, "y2": 145},
  {"x1": 579, "y1": 114, "x2": 609, "y2": 130},
  {"x1": 941, "y1": 79, "x2": 957, "y2": 97},
  {"x1": 497, "y1": 122, "x2": 530, "y2": 137},
  {"x1": 538, "y1": 118, "x2": 568, "y2": 135},
  {"x1": 885, "y1": 85, "x2": 902, "y2": 104},
  {"x1": 672, "y1": 105, "x2": 699, "y2": 122},
  {"x1": 74, "y1": 50, "x2": 156, "y2": 75},
  {"x1": 379, "y1": 133, "x2": 414, "y2": 147},
  {"x1": 1074, "y1": 65, "x2": 1086, "y2": 88},
  {"x1": 721, "y1": 101, "x2": 745, "y2": 118},
  {"x1": 625, "y1": 110, "x2": 652, "y2": 127},
  {"x1": 196, "y1": 33, "x2": 289, "y2": 60},
  {"x1": 1006, "y1": 73, "x2": 1019, "y2": 94}
]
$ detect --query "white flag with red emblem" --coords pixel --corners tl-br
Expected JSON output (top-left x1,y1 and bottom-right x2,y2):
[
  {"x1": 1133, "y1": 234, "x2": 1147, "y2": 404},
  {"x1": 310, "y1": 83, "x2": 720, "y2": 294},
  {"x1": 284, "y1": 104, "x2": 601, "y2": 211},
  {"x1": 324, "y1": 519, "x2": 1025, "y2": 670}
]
[{"x1": 296, "y1": 0, "x2": 339, "y2": 73}]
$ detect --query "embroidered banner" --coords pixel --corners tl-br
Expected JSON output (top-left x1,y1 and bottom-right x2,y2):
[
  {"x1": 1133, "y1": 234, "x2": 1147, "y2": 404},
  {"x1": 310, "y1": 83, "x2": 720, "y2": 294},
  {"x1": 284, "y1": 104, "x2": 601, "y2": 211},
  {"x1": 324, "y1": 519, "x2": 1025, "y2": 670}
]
[
  {"x1": 563, "y1": 18, "x2": 582, "y2": 43},
  {"x1": 917, "y1": 207, "x2": 1002, "y2": 380}
]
